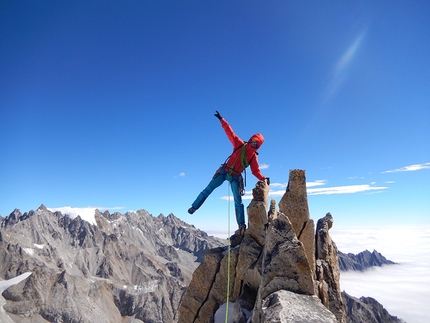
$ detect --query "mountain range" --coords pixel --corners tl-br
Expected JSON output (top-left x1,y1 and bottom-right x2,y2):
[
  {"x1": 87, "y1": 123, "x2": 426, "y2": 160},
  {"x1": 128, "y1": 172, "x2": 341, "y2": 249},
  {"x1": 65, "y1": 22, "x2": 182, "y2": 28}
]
[
  {"x1": 0, "y1": 181, "x2": 401, "y2": 323},
  {"x1": 0, "y1": 205, "x2": 223, "y2": 322}
]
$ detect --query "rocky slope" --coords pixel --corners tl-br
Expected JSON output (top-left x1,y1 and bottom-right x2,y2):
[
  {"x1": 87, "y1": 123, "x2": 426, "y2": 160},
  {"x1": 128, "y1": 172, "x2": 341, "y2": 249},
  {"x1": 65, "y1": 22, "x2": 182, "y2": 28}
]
[{"x1": 0, "y1": 206, "x2": 225, "y2": 323}]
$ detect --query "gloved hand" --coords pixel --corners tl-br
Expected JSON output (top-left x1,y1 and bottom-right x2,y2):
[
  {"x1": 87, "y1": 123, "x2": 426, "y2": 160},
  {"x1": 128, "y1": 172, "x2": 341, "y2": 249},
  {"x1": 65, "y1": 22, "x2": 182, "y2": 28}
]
[
  {"x1": 214, "y1": 110, "x2": 222, "y2": 120},
  {"x1": 265, "y1": 177, "x2": 270, "y2": 185}
]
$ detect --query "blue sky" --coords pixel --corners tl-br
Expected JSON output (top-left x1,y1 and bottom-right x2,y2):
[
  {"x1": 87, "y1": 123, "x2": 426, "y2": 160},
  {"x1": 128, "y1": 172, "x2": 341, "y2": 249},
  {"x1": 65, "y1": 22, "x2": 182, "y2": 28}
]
[{"x1": 1, "y1": 1, "x2": 429, "y2": 235}]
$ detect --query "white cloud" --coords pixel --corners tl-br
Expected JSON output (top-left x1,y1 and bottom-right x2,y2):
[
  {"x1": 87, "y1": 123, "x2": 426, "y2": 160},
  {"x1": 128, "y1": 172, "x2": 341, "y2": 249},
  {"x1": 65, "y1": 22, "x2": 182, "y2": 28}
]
[
  {"x1": 264, "y1": 180, "x2": 326, "y2": 190},
  {"x1": 47, "y1": 206, "x2": 122, "y2": 226},
  {"x1": 260, "y1": 164, "x2": 269, "y2": 170},
  {"x1": 307, "y1": 184, "x2": 387, "y2": 195},
  {"x1": 382, "y1": 162, "x2": 430, "y2": 173},
  {"x1": 267, "y1": 182, "x2": 287, "y2": 198},
  {"x1": 268, "y1": 190, "x2": 287, "y2": 197},
  {"x1": 175, "y1": 172, "x2": 186, "y2": 178},
  {"x1": 221, "y1": 179, "x2": 388, "y2": 202},
  {"x1": 307, "y1": 180, "x2": 327, "y2": 187},
  {"x1": 269, "y1": 183, "x2": 287, "y2": 188},
  {"x1": 221, "y1": 190, "x2": 253, "y2": 201},
  {"x1": 266, "y1": 180, "x2": 387, "y2": 197}
]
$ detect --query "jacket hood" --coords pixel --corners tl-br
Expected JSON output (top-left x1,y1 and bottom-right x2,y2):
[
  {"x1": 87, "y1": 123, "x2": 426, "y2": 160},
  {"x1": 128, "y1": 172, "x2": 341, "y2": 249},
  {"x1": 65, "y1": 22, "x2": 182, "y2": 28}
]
[{"x1": 249, "y1": 133, "x2": 264, "y2": 149}]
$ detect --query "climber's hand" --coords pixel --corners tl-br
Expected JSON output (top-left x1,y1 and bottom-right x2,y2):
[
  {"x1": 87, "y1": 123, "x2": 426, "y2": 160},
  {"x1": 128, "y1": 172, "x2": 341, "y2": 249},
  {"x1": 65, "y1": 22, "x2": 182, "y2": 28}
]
[
  {"x1": 265, "y1": 177, "x2": 270, "y2": 185},
  {"x1": 214, "y1": 111, "x2": 222, "y2": 120}
]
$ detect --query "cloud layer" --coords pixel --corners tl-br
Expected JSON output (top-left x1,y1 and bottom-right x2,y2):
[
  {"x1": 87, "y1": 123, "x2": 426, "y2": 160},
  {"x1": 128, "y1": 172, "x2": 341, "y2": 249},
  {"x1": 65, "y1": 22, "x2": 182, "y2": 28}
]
[{"x1": 332, "y1": 225, "x2": 430, "y2": 323}]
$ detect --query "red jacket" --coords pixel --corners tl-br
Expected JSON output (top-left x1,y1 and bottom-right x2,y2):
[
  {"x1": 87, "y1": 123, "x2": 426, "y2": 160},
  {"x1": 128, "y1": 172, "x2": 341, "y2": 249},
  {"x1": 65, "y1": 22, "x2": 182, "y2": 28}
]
[{"x1": 220, "y1": 118, "x2": 265, "y2": 180}]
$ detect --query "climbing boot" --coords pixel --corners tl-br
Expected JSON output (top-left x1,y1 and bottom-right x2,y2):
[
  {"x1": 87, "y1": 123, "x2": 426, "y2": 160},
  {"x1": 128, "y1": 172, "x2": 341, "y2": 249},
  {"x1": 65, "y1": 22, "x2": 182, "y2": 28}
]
[
  {"x1": 239, "y1": 223, "x2": 246, "y2": 236},
  {"x1": 229, "y1": 224, "x2": 246, "y2": 248}
]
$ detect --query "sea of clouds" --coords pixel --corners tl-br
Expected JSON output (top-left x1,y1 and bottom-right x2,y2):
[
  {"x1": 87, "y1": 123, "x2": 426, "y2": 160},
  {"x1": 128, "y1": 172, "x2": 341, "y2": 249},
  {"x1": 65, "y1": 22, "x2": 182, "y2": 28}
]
[{"x1": 331, "y1": 224, "x2": 430, "y2": 323}]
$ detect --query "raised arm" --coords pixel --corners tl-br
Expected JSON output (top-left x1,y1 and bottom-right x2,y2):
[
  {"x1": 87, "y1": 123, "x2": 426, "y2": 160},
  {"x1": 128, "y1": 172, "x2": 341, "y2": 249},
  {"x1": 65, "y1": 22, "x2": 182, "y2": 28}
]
[{"x1": 214, "y1": 111, "x2": 244, "y2": 148}]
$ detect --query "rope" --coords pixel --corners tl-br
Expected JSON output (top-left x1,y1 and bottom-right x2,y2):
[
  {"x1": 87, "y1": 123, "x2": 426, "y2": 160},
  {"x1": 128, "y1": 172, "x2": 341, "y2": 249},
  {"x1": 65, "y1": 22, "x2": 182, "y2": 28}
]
[{"x1": 225, "y1": 182, "x2": 231, "y2": 323}]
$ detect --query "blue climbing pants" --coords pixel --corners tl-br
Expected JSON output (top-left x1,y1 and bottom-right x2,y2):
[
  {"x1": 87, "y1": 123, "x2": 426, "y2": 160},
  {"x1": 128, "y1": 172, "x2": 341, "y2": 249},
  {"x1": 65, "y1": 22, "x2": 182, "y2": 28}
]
[{"x1": 191, "y1": 167, "x2": 245, "y2": 226}]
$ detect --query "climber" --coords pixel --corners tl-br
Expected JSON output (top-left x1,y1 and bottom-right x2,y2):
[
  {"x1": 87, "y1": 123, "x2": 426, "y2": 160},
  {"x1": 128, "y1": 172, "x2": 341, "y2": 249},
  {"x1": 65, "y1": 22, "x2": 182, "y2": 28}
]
[{"x1": 188, "y1": 111, "x2": 270, "y2": 234}]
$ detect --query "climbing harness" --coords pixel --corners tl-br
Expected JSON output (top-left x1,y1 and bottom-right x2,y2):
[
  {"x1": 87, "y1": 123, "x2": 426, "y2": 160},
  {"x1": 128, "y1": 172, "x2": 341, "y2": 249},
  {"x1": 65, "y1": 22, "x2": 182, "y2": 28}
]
[{"x1": 218, "y1": 142, "x2": 257, "y2": 196}]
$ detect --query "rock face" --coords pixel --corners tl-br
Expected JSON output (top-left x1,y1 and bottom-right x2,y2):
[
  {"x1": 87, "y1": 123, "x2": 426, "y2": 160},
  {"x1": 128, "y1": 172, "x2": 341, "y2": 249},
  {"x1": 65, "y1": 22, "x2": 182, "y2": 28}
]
[
  {"x1": 315, "y1": 213, "x2": 346, "y2": 323},
  {"x1": 338, "y1": 250, "x2": 397, "y2": 272},
  {"x1": 278, "y1": 169, "x2": 316, "y2": 276},
  {"x1": 178, "y1": 169, "x2": 342, "y2": 323},
  {"x1": 0, "y1": 207, "x2": 225, "y2": 323}
]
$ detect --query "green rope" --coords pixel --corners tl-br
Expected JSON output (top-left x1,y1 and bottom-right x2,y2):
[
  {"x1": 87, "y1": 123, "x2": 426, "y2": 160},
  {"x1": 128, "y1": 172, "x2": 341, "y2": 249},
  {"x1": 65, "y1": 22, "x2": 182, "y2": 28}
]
[{"x1": 225, "y1": 183, "x2": 231, "y2": 323}]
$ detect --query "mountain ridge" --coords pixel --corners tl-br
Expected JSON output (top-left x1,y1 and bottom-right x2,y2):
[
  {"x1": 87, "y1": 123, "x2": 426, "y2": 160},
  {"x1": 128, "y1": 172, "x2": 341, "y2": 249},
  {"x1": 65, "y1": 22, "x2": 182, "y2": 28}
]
[
  {"x1": 0, "y1": 205, "x2": 225, "y2": 322},
  {"x1": 339, "y1": 249, "x2": 397, "y2": 272}
]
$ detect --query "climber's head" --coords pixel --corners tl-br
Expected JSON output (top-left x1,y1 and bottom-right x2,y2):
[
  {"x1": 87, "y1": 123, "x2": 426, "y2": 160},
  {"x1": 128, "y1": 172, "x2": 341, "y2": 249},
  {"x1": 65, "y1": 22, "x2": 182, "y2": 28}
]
[{"x1": 249, "y1": 133, "x2": 264, "y2": 149}]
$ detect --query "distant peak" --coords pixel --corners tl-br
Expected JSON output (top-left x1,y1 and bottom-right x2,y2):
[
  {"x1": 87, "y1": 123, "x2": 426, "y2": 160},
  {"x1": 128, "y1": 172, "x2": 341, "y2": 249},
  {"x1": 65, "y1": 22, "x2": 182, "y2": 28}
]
[{"x1": 38, "y1": 204, "x2": 48, "y2": 212}]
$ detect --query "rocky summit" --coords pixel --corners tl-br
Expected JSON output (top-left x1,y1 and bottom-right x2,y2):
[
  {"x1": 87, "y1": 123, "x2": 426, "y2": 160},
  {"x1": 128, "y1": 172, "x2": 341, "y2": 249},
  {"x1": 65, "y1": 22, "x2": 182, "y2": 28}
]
[
  {"x1": 178, "y1": 169, "x2": 403, "y2": 323},
  {"x1": 0, "y1": 206, "x2": 224, "y2": 323}
]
